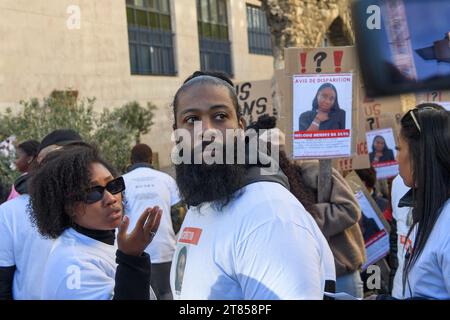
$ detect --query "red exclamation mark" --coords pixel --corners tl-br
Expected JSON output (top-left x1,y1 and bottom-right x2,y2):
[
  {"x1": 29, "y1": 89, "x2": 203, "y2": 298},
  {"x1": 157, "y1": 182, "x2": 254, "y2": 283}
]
[
  {"x1": 334, "y1": 51, "x2": 343, "y2": 73},
  {"x1": 300, "y1": 52, "x2": 307, "y2": 73}
]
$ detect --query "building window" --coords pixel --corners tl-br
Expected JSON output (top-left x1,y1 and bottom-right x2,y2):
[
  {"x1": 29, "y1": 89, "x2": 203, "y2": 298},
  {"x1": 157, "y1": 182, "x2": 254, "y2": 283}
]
[
  {"x1": 126, "y1": 0, "x2": 176, "y2": 75},
  {"x1": 197, "y1": 0, "x2": 232, "y2": 76},
  {"x1": 246, "y1": 5, "x2": 272, "y2": 56}
]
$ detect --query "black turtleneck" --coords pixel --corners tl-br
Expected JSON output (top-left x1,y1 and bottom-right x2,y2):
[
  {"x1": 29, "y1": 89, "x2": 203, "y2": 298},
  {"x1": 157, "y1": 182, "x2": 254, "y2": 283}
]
[
  {"x1": 72, "y1": 224, "x2": 152, "y2": 300},
  {"x1": 73, "y1": 224, "x2": 115, "y2": 245}
]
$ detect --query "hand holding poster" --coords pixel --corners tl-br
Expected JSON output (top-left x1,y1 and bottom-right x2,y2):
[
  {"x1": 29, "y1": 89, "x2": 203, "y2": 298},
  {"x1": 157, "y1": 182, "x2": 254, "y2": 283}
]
[
  {"x1": 366, "y1": 128, "x2": 399, "y2": 179},
  {"x1": 293, "y1": 73, "x2": 353, "y2": 158}
]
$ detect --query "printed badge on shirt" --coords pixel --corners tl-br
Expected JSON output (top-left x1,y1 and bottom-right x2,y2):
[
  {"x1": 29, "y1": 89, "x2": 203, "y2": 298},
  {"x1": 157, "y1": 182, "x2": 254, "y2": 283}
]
[{"x1": 174, "y1": 227, "x2": 203, "y2": 297}]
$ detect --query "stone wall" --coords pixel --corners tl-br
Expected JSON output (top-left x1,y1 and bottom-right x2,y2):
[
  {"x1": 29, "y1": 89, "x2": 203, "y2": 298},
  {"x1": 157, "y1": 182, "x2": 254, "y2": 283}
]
[{"x1": 261, "y1": 0, "x2": 354, "y2": 66}]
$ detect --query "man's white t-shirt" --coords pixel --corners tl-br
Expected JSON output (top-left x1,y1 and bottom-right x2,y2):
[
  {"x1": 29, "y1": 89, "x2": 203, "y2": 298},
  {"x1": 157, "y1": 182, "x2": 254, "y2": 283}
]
[
  {"x1": 41, "y1": 228, "x2": 117, "y2": 300},
  {"x1": 0, "y1": 194, "x2": 54, "y2": 299},
  {"x1": 390, "y1": 175, "x2": 413, "y2": 298},
  {"x1": 405, "y1": 199, "x2": 450, "y2": 299},
  {"x1": 122, "y1": 166, "x2": 180, "y2": 263},
  {"x1": 170, "y1": 181, "x2": 335, "y2": 300}
]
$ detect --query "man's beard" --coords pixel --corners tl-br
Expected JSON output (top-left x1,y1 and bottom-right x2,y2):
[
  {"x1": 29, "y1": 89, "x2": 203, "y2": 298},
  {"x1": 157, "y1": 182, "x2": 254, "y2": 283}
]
[{"x1": 175, "y1": 142, "x2": 247, "y2": 209}]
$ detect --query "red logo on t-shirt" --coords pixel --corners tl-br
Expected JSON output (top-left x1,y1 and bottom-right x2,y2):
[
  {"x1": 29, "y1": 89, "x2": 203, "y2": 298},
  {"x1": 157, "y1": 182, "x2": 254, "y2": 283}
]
[
  {"x1": 400, "y1": 235, "x2": 413, "y2": 250},
  {"x1": 179, "y1": 227, "x2": 202, "y2": 245}
]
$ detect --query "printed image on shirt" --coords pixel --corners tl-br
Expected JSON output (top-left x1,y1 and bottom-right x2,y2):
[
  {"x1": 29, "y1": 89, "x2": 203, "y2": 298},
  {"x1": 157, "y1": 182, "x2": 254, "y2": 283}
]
[{"x1": 174, "y1": 245, "x2": 188, "y2": 295}]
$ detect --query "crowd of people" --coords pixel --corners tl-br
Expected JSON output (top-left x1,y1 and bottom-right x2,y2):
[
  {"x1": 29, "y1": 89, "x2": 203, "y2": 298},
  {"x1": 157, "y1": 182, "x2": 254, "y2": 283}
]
[{"x1": 0, "y1": 71, "x2": 449, "y2": 300}]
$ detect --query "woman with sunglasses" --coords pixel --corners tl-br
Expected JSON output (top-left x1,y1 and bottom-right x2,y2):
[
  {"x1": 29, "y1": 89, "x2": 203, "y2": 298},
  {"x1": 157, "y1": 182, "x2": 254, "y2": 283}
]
[
  {"x1": 376, "y1": 103, "x2": 449, "y2": 299},
  {"x1": 29, "y1": 145, "x2": 162, "y2": 300}
]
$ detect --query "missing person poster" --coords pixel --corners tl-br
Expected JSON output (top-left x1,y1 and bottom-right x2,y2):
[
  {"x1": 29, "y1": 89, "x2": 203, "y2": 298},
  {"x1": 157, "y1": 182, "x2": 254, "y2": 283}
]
[
  {"x1": 345, "y1": 171, "x2": 391, "y2": 271},
  {"x1": 355, "y1": 190, "x2": 390, "y2": 271},
  {"x1": 292, "y1": 73, "x2": 353, "y2": 158},
  {"x1": 366, "y1": 128, "x2": 399, "y2": 179}
]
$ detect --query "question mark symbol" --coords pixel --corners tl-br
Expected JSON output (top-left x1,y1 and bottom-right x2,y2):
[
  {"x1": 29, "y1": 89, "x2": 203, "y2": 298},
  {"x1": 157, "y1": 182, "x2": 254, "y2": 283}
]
[
  {"x1": 367, "y1": 117, "x2": 375, "y2": 130},
  {"x1": 313, "y1": 52, "x2": 327, "y2": 73},
  {"x1": 431, "y1": 91, "x2": 438, "y2": 101}
]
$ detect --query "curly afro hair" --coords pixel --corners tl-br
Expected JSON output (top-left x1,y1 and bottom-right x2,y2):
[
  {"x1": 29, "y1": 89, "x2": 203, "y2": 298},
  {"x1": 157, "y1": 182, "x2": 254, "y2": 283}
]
[{"x1": 28, "y1": 145, "x2": 118, "y2": 239}]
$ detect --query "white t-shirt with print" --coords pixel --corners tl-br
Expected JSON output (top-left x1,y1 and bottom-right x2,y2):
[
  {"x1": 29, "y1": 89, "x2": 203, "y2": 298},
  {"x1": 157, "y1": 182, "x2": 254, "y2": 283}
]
[
  {"x1": 41, "y1": 228, "x2": 117, "y2": 300},
  {"x1": 0, "y1": 194, "x2": 54, "y2": 299},
  {"x1": 122, "y1": 166, "x2": 181, "y2": 264},
  {"x1": 390, "y1": 175, "x2": 413, "y2": 298},
  {"x1": 170, "y1": 181, "x2": 335, "y2": 300},
  {"x1": 404, "y1": 199, "x2": 450, "y2": 299}
]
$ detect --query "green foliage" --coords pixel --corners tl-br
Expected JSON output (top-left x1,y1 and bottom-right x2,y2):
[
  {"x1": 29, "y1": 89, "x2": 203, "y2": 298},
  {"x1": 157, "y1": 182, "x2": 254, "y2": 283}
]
[
  {"x1": 112, "y1": 101, "x2": 157, "y2": 144},
  {"x1": 0, "y1": 92, "x2": 157, "y2": 186},
  {"x1": 0, "y1": 153, "x2": 19, "y2": 200}
]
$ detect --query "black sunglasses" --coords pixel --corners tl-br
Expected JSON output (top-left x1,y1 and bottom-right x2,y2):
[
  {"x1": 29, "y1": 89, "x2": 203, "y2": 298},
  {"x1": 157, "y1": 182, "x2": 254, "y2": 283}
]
[{"x1": 85, "y1": 176, "x2": 125, "y2": 204}]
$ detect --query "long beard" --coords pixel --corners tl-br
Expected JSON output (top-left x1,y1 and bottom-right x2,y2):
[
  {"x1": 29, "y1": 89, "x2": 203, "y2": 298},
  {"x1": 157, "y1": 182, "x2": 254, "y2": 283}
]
[{"x1": 174, "y1": 142, "x2": 247, "y2": 209}]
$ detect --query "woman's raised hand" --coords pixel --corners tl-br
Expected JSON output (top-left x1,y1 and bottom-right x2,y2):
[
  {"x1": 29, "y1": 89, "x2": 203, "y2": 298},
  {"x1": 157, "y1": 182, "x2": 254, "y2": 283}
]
[{"x1": 117, "y1": 207, "x2": 162, "y2": 256}]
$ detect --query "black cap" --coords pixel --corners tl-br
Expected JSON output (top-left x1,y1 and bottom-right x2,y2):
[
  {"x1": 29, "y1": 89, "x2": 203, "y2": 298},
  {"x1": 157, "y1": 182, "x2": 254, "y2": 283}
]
[{"x1": 37, "y1": 129, "x2": 83, "y2": 154}]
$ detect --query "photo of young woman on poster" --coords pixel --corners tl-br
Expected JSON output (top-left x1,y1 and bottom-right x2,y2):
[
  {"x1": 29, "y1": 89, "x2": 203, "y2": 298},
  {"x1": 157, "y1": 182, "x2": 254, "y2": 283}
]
[
  {"x1": 369, "y1": 135, "x2": 396, "y2": 164},
  {"x1": 298, "y1": 83, "x2": 346, "y2": 131}
]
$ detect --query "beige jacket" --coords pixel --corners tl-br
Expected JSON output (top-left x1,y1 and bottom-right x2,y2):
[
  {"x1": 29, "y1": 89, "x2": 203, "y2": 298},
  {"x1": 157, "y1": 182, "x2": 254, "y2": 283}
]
[{"x1": 297, "y1": 161, "x2": 367, "y2": 276}]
